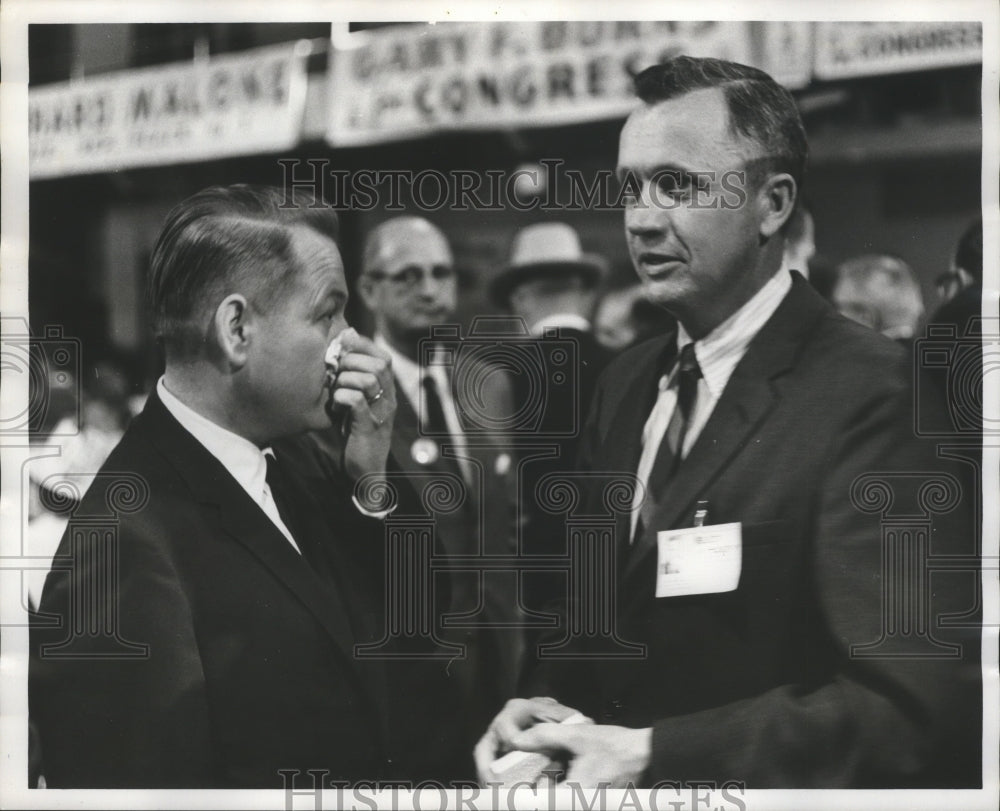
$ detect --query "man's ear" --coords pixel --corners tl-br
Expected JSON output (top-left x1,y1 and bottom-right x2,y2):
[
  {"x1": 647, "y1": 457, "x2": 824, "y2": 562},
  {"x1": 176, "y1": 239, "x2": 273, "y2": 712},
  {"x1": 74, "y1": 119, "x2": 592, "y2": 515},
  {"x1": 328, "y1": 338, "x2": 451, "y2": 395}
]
[
  {"x1": 212, "y1": 294, "x2": 252, "y2": 369},
  {"x1": 757, "y1": 173, "x2": 797, "y2": 240},
  {"x1": 357, "y1": 274, "x2": 378, "y2": 311}
]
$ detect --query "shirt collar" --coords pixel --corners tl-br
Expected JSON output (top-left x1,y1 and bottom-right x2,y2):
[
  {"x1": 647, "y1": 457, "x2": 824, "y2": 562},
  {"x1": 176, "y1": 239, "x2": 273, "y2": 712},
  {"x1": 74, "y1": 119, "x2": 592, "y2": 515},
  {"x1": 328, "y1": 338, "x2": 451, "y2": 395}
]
[
  {"x1": 157, "y1": 376, "x2": 269, "y2": 498},
  {"x1": 530, "y1": 313, "x2": 591, "y2": 336},
  {"x1": 676, "y1": 269, "x2": 793, "y2": 398},
  {"x1": 376, "y1": 333, "x2": 419, "y2": 402},
  {"x1": 374, "y1": 333, "x2": 450, "y2": 409}
]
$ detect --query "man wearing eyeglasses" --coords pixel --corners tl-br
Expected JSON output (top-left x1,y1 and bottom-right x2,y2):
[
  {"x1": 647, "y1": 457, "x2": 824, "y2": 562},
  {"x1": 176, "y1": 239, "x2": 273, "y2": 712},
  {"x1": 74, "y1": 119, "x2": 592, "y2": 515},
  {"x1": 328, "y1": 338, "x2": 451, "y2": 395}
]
[{"x1": 358, "y1": 216, "x2": 522, "y2": 773}]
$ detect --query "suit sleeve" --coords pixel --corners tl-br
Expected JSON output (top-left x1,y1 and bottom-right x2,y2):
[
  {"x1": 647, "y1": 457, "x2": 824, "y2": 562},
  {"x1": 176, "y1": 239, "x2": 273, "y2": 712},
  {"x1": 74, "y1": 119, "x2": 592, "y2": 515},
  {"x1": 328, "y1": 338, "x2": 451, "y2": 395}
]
[
  {"x1": 644, "y1": 381, "x2": 981, "y2": 787},
  {"x1": 30, "y1": 516, "x2": 215, "y2": 788}
]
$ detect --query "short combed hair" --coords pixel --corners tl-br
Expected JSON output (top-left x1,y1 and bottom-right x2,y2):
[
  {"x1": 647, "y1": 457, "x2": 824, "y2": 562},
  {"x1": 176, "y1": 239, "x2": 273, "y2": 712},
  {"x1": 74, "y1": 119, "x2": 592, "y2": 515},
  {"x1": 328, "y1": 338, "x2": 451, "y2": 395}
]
[
  {"x1": 360, "y1": 216, "x2": 448, "y2": 278},
  {"x1": 147, "y1": 184, "x2": 338, "y2": 356},
  {"x1": 633, "y1": 56, "x2": 808, "y2": 192}
]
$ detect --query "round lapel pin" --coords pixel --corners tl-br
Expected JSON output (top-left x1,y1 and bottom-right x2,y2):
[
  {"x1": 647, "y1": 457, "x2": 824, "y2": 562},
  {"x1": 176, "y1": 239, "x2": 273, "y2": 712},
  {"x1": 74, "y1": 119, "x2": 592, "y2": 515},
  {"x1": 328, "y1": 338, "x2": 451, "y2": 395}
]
[
  {"x1": 411, "y1": 438, "x2": 440, "y2": 465},
  {"x1": 494, "y1": 452, "x2": 512, "y2": 476}
]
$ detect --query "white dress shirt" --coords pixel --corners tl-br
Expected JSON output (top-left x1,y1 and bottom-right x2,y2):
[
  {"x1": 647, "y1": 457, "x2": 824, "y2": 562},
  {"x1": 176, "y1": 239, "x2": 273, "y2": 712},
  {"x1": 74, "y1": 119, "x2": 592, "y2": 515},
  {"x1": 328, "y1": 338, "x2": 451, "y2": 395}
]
[
  {"x1": 375, "y1": 334, "x2": 473, "y2": 484},
  {"x1": 157, "y1": 378, "x2": 302, "y2": 553},
  {"x1": 631, "y1": 269, "x2": 793, "y2": 539}
]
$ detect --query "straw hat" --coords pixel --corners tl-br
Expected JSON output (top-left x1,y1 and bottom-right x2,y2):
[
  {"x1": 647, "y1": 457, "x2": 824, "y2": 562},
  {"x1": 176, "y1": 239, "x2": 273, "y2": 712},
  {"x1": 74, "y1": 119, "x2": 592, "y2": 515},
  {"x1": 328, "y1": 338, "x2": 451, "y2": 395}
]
[{"x1": 490, "y1": 222, "x2": 608, "y2": 307}]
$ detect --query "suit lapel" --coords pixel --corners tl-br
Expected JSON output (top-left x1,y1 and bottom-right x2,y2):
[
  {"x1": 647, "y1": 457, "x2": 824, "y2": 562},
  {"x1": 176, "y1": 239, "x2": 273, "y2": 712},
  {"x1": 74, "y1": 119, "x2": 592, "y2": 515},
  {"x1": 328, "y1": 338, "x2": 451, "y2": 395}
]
[
  {"x1": 596, "y1": 333, "x2": 676, "y2": 551},
  {"x1": 622, "y1": 373, "x2": 776, "y2": 581},
  {"x1": 140, "y1": 392, "x2": 367, "y2": 678},
  {"x1": 389, "y1": 384, "x2": 422, "y2": 473},
  {"x1": 212, "y1": 494, "x2": 362, "y2": 650},
  {"x1": 621, "y1": 276, "x2": 824, "y2": 584},
  {"x1": 603, "y1": 368, "x2": 659, "y2": 476},
  {"x1": 392, "y1": 372, "x2": 478, "y2": 512}
]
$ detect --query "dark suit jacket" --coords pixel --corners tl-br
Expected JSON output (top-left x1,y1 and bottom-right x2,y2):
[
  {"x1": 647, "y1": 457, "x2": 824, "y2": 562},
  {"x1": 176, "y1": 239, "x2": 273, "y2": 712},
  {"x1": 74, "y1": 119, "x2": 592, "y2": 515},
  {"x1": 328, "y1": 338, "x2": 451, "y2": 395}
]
[
  {"x1": 29, "y1": 390, "x2": 450, "y2": 787},
  {"x1": 516, "y1": 326, "x2": 613, "y2": 616},
  {"x1": 527, "y1": 275, "x2": 981, "y2": 787},
  {"x1": 385, "y1": 365, "x2": 521, "y2": 742}
]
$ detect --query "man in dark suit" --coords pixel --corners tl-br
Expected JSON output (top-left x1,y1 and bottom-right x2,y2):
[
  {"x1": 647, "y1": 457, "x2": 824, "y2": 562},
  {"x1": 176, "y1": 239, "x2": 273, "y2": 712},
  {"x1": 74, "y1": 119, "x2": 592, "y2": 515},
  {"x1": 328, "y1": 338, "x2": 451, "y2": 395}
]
[
  {"x1": 476, "y1": 57, "x2": 980, "y2": 788},
  {"x1": 30, "y1": 185, "x2": 407, "y2": 787},
  {"x1": 488, "y1": 223, "x2": 614, "y2": 625},
  {"x1": 357, "y1": 216, "x2": 521, "y2": 753}
]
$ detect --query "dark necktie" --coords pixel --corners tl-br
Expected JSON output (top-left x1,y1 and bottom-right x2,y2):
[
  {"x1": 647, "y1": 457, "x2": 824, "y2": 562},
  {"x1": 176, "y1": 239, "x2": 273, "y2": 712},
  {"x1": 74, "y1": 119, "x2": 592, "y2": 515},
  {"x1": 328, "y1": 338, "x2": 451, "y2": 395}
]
[
  {"x1": 421, "y1": 372, "x2": 475, "y2": 490},
  {"x1": 633, "y1": 344, "x2": 703, "y2": 546},
  {"x1": 265, "y1": 451, "x2": 332, "y2": 579},
  {"x1": 421, "y1": 374, "x2": 450, "y2": 437},
  {"x1": 647, "y1": 343, "x2": 703, "y2": 493}
]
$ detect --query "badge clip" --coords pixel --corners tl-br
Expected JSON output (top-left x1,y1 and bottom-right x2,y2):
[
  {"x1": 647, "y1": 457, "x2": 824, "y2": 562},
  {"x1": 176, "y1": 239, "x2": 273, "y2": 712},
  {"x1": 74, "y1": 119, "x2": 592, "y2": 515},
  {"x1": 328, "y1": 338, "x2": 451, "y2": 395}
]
[{"x1": 693, "y1": 500, "x2": 709, "y2": 527}]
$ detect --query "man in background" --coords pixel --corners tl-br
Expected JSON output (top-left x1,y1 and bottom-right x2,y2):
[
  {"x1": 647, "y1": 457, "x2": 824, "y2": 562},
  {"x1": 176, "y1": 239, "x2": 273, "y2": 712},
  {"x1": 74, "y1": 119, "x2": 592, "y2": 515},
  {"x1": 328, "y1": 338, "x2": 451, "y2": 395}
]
[
  {"x1": 489, "y1": 222, "x2": 614, "y2": 625},
  {"x1": 358, "y1": 216, "x2": 521, "y2": 756},
  {"x1": 934, "y1": 216, "x2": 984, "y2": 319},
  {"x1": 919, "y1": 216, "x2": 988, "y2": 459},
  {"x1": 489, "y1": 222, "x2": 612, "y2": 405},
  {"x1": 833, "y1": 253, "x2": 925, "y2": 343}
]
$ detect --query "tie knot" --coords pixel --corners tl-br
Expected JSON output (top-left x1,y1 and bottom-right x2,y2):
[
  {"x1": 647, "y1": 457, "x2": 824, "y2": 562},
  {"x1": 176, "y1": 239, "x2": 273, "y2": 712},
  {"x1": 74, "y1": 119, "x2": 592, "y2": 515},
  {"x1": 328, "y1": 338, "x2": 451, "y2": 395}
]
[{"x1": 678, "y1": 343, "x2": 702, "y2": 379}]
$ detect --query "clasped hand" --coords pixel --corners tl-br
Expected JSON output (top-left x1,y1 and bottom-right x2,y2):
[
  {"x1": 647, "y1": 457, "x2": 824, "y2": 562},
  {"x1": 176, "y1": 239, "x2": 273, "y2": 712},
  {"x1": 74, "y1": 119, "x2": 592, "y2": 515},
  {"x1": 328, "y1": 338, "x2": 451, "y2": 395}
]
[{"x1": 474, "y1": 697, "x2": 652, "y2": 788}]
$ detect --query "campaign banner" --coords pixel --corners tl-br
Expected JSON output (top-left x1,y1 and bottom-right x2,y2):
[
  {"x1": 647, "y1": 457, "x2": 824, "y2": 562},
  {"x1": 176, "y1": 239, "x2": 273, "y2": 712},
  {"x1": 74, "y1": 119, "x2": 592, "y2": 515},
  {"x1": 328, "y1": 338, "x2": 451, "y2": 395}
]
[
  {"x1": 29, "y1": 41, "x2": 311, "y2": 179},
  {"x1": 326, "y1": 21, "x2": 753, "y2": 146},
  {"x1": 758, "y1": 21, "x2": 813, "y2": 90},
  {"x1": 814, "y1": 21, "x2": 982, "y2": 80}
]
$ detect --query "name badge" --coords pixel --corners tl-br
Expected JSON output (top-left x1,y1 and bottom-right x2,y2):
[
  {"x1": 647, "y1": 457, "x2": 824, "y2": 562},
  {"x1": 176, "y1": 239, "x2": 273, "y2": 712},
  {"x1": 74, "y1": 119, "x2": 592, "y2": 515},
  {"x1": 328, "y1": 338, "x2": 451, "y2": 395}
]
[{"x1": 656, "y1": 522, "x2": 742, "y2": 598}]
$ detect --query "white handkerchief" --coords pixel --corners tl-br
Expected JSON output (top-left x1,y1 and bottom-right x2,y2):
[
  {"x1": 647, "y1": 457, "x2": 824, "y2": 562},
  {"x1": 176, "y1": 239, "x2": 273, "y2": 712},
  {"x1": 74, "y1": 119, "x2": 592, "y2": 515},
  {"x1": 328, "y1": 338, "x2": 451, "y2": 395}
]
[
  {"x1": 489, "y1": 713, "x2": 588, "y2": 786},
  {"x1": 656, "y1": 522, "x2": 742, "y2": 597}
]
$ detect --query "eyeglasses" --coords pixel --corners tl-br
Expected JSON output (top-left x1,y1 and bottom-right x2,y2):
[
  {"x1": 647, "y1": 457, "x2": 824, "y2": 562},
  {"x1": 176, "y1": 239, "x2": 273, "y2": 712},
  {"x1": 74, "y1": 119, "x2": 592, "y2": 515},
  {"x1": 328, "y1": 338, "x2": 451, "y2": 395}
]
[{"x1": 367, "y1": 264, "x2": 455, "y2": 290}]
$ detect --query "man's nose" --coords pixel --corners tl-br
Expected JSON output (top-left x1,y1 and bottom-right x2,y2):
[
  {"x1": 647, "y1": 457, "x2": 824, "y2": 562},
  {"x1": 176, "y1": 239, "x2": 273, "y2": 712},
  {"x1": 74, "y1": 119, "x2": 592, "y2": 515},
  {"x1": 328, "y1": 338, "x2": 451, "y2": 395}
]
[
  {"x1": 329, "y1": 314, "x2": 349, "y2": 338},
  {"x1": 417, "y1": 269, "x2": 445, "y2": 297},
  {"x1": 625, "y1": 180, "x2": 667, "y2": 238}
]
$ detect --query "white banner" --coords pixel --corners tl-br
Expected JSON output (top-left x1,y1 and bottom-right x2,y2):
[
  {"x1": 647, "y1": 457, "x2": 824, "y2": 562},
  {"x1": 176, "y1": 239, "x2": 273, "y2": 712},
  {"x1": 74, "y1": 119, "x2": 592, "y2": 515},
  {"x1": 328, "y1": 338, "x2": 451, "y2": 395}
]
[
  {"x1": 814, "y1": 21, "x2": 982, "y2": 80},
  {"x1": 29, "y1": 41, "x2": 311, "y2": 179},
  {"x1": 759, "y1": 21, "x2": 813, "y2": 90},
  {"x1": 326, "y1": 21, "x2": 753, "y2": 146}
]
